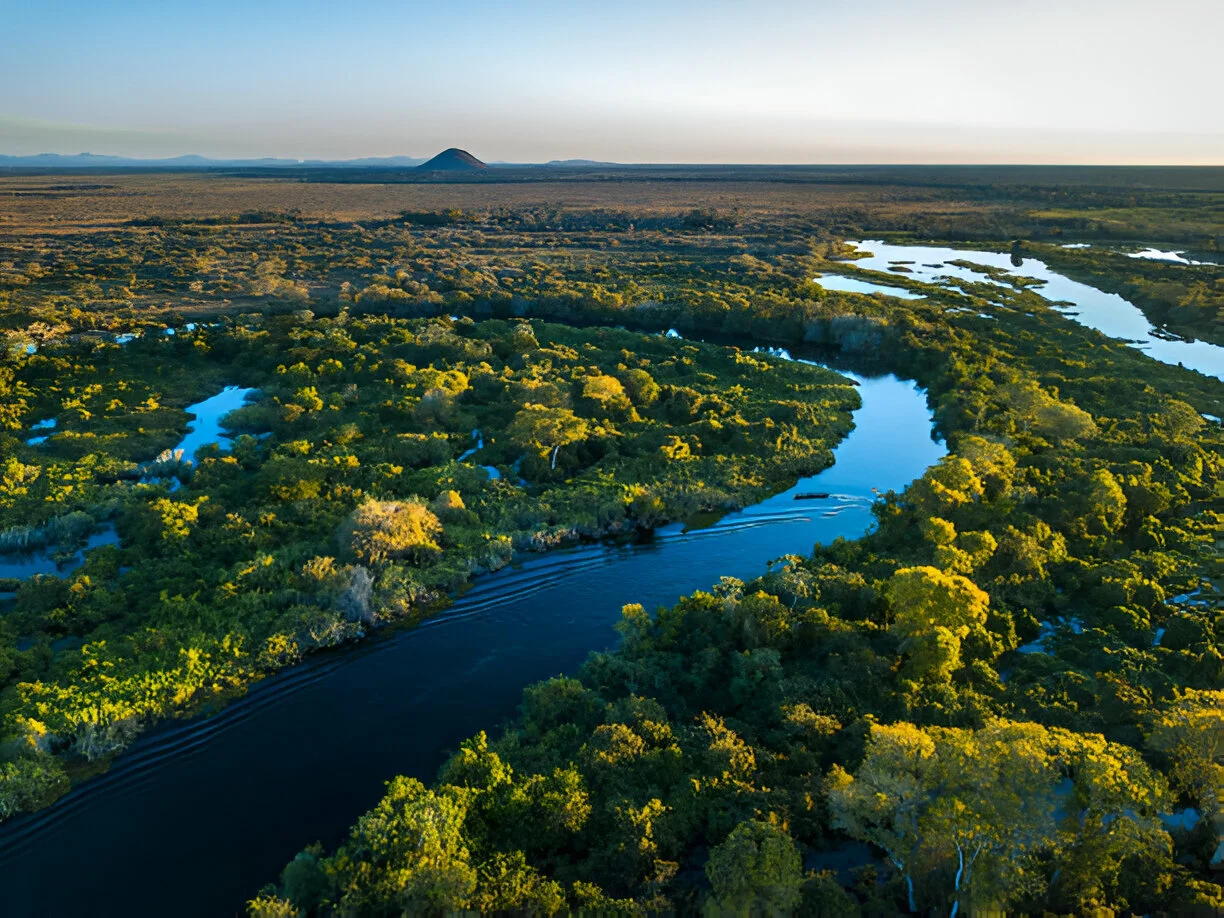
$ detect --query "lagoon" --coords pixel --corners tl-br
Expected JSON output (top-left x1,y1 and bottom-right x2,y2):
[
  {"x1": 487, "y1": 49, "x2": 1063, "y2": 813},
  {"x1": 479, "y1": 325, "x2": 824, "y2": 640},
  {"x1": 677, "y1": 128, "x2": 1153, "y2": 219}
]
[
  {"x1": 845, "y1": 241, "x2": 1224, "y2": 381},
  {"x1": 173, "y1": 386, "x2": 258, "y2": 462}
]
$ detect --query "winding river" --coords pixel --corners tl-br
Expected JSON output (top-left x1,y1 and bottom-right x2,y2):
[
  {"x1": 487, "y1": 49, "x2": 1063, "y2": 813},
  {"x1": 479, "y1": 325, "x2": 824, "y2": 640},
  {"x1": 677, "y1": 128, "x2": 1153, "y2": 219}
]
[
  {"x1": 835, "y1": 240, "x2": 1224, "y2": 381},
  {"x1": 0, "y1": 366, "x2": 944, "y2": 916}
]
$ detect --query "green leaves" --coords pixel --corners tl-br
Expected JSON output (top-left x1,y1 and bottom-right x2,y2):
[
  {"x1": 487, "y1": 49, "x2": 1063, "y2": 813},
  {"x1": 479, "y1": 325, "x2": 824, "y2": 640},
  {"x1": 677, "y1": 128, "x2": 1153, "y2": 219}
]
[
  {"x1": 1148, "y1": 689, "x2": 1224, "y2": 821},
  {"x1": 828, "y1": 719, "x2": 1174, "y2": 914},
  {"x1": 342, "y1": 498, "x2": 442, "y2": 566},
  {"x1": 330, "y1": 777, "x2": 477, "y2": 913},
  {"x1": 705, "y1": 818, "x2": 804, "y2": 914},
  {"x1": 887, "y1": 566, "x2": 992, "y2": 684},
  {"x1": 0, "y1": 753, "x2": 69, "y2": 819},
  {"x1": 507, "y1": 404, "x2": 591, "y2": 468}
]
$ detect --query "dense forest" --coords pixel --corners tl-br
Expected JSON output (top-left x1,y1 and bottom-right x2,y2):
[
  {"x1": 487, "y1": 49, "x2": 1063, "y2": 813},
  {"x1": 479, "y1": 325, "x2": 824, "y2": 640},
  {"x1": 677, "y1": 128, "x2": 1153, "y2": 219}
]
[
  {"x1": 0, "y1": 172, "x2": 1220, "y2": 915},
  {"x1": 0, "y1": 315, "x2": 858, "y2": 815}
]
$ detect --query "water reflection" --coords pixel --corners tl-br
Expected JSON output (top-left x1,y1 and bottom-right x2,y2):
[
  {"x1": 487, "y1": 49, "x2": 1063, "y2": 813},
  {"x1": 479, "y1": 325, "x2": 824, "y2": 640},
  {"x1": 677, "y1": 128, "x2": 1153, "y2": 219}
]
[
  {"x1": 844, "y1": 241, "x2": 1224, "y2": 380},
  {"x1": 0, "y1": 367, "x2": 944, "y2": 917},
  {"x1": 813, "y1": 273, "x2": 925, "y2": 300}
]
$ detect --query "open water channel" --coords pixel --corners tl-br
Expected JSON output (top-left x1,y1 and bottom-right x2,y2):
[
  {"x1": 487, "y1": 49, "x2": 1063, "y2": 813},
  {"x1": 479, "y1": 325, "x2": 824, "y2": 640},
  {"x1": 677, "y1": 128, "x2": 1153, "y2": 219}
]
[
  {"x1": 0, "y1": 364, "x2": 944, "y2": 915},
  {"x1": 824, "y1": 240, "x2": 1224, "y2": 381},
  {"x1": 6, "y1": 245, "x2": 1221, "y2": 913}
]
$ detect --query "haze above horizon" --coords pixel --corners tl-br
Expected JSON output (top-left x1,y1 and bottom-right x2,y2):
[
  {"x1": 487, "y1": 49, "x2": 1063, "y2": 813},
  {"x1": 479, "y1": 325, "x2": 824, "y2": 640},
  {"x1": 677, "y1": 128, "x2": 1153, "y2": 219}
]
[{"x1": 2, "y1": 0, "x2": 1221, "y2": 165}]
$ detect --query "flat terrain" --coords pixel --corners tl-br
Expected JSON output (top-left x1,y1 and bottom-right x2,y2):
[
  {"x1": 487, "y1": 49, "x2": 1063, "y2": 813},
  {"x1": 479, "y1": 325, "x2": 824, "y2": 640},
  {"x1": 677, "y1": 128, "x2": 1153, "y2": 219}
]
[
  {"x1": 0, "y1": 173, "x2": 983, "y2": 231},
  {"x1": 3, "y1": 165, "x2": 1222, "y2": 237}
]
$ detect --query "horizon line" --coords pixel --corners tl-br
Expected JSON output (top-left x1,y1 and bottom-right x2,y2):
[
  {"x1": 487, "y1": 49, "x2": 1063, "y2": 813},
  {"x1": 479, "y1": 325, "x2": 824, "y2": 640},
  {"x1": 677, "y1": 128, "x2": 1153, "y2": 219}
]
[{"x1": 2, "y1": 153, "x2": 1223, "y2": 169}]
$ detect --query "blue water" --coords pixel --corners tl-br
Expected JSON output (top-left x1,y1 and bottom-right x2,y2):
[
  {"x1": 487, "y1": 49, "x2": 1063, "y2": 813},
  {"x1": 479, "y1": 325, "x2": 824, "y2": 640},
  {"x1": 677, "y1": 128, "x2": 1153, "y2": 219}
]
[
  {"x1": 0, "y1": 525, "x2": 120, "y2": 581},
  {"x1": 844, "y1": 240, "x2": 1224, "y2": 381},
  {"x1": 813, "y1": 273, "x2": 925, "y2": 300},
  {"x1": 174, "y1": 386, "x2": 257, "y2": 462},
  {"x1": 5, "y1": 386, "x2": 257, "y2": 583},
  {"x1": 0, "y1": 367, "x2": 943, "y2": 917}
]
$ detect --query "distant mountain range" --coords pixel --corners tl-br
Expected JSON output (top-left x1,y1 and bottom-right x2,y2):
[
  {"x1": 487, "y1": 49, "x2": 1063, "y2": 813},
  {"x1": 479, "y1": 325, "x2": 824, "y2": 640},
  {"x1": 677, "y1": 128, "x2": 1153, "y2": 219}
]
[
  {"x1": 0, "y1": 152, "x2": 431, "y2": 169},
  {"x1": 0, "y1": 150, "x2": 622, "y2": 170}
]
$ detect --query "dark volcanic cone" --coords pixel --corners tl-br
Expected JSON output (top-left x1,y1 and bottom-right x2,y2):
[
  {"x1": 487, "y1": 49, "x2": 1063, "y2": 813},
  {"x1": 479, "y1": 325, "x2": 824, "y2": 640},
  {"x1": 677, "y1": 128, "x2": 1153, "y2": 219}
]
[{"x1": 417, "y1": 148, "x2": 487, "y2": 171}]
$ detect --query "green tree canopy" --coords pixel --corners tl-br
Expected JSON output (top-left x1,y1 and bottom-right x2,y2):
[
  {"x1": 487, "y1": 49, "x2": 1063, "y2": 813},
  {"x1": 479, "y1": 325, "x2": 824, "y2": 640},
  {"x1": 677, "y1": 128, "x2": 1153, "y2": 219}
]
[
  {"x1": 343, "y1": 499, "x2": 442, "y2": 566},
  {"x1": 705, "y1": 817, "x2": 803, "y2": 915},
  {"x1": 508, "y1": 404, "x2": 591, "y2": 469}
]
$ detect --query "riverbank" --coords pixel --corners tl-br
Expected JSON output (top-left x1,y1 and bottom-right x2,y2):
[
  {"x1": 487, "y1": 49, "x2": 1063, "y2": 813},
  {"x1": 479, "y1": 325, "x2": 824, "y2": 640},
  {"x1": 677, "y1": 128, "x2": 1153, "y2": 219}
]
[
  {"x1": 0, "y1": 371, "x2": 943, "y2": 915},
  {"x1": 0, "y1": 320, "x2": 860, "y2": 825}
]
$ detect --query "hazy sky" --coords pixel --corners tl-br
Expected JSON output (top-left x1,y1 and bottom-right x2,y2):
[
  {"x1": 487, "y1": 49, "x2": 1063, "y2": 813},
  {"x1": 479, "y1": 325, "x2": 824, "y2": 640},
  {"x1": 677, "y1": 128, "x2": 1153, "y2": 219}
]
[{"x1": 3, "y1": 0, "x2": 1221, "y2": 163}]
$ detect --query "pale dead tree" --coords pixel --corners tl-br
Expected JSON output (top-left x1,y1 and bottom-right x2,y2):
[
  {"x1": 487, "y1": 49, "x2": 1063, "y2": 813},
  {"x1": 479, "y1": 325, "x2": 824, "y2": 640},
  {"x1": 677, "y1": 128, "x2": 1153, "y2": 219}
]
[{"x1": 339, "y1": 566, "x2": 375, "y2": 624}]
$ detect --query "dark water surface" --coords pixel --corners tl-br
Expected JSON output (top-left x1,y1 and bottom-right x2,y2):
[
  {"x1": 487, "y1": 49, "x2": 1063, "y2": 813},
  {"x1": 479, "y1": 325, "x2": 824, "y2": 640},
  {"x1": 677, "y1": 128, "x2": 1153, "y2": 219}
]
[
  {"x1": 0, "y1": 525, "x2": 120, "y2": 582},
  {"x1": 0, "y1": 371, "x2": 944, "y2": 917}
]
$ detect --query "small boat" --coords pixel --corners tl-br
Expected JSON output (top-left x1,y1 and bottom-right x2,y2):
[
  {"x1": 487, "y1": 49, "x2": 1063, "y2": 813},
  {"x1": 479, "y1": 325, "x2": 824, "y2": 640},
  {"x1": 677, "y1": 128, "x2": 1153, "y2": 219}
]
[{"x1": 793, "y1": 492, "x2": 830, "y2": 501}]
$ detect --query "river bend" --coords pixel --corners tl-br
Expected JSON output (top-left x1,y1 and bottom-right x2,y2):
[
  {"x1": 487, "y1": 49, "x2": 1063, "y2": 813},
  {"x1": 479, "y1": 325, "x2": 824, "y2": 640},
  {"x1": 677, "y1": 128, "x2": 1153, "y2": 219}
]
[{"x1": 0, "y1": 369, "x2": 944, "y2": 917}]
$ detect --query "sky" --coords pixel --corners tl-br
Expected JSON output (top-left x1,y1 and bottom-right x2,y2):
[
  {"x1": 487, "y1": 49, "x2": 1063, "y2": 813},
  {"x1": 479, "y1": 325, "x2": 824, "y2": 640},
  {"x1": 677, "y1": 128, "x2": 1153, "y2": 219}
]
[{"x1": 2, "y1": 0, "x2": 1221, "y2": 164}]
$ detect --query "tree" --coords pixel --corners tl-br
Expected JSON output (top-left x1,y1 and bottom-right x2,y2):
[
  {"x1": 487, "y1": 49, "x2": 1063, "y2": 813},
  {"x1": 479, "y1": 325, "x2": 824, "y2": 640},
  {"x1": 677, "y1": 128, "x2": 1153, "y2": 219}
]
[
  {"x1": 343, "y1": 499, "x2": 441, "y2": 565},
  {"x1": 907, "y1": 457, "x2": 985, "y2": 516},
  {"x1": 828, "y1": 720, "x2": 1173, "y2": 915},
  {"x1": 956, "y1": 436, "x2": 1016, "y2": 500},
  {"x1": 509, "y1": 322, "x2": 539, "y2": 352},
  {"x1": 922, "y1": 518, "x2": 997, "y2": 575},
  {"x1": 1048, "y1": 728, "x2": 1172, "y2": 911},
  {"x1": 581, "y1": 373, "x2": 630, "y2": 413},
  {"x1": 468, "y1": 852, "x2": 566, "y2": 914},
  {"x1": 705, "y1": 817, "x2": 803, "y2": 914},
  {"x1": 1152, "y1": 398, "x2": 1205, "y2": 443},
  {"x1": 508, "y1": 404, "x2": 590, "y2": 469},
  {"x1": 1082, "y1": 468, "x2": 1127, "y2": 535},
  {"x1": 619, "y1": 368, "x2": 660, "y2": 407},
  {"x1": 925, "y1": 721, "x2": 1060, "y2": 917},
  {"x1": 886, "y1": 566, "x2": 991, "y2": 683},
  {"x1": 0, "y1": 754, "x2": 70, "y2": 819},
  {"x1": 999, "y1": 382, "x2": 1097, "y2": 442},
  {"x1": 329, "y1": 777, "x2": 477, "y2": 913},
  {"x1": 280, "y1": 845, "x2": 332, "y2": 911},
  {"x1": 1148, "y1": 689, "x2": 1224, "y2": 868},
  {"x1": 143, "y1": 496, "x2": 205, "y2": 543},
  {"x1": 338, "y1": 566, "x2": 374, "y2": 623},
  {"x1": 1033, "y1": 398, "x2": 1097, "y2": 442},
  {"x1": 827, "y1": 722, "x2": 937, "y2": 912},
  {"x1": 429, "y1": 489, "x2": 473, "y2": 525},
  {"x1": 245, "y1": 895, "x2": 298, "y2": 918},
  {"x1": 1149, "y1": 690, "x2": 1224, "y2": 817}
]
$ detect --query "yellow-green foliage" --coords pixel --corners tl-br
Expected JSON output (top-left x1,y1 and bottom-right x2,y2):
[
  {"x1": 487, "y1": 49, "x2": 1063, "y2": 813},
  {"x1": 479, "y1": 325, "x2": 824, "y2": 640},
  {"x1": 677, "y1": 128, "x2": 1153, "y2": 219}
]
[{"x1": 0, "y1": 316, "x2": 857, "y2": 822}]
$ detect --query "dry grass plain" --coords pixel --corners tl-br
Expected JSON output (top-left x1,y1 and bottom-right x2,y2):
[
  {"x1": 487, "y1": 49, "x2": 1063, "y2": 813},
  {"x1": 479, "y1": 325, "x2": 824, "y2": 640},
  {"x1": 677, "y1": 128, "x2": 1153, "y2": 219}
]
[{"x1": 0, "y1": 172, "x2": 994, "y2": 234}]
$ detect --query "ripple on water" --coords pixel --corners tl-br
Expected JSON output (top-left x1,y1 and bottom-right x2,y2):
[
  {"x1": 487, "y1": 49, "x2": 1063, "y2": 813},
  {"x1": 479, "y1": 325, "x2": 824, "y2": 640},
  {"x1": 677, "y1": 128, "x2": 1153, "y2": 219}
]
[{"x1": 0, "y1": 366, "x2": 946, "y2": 918}]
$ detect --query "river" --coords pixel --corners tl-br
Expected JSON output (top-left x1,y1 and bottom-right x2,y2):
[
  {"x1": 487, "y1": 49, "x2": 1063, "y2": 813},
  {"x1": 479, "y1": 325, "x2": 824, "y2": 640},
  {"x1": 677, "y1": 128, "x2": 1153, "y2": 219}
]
[
  {"x1": 0, "y1": 367, "x2": 944, "y2": 917},
  {"x1": 831, "y1": 240, "x2": 1224, "y2": 382}
]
